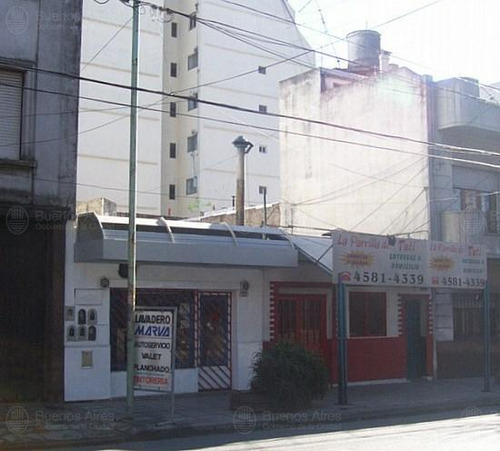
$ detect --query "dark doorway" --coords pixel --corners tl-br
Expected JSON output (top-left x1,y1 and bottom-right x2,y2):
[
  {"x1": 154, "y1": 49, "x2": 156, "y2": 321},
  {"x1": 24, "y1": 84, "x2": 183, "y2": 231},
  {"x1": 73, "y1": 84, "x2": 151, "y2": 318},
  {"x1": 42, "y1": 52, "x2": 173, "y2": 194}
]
[
  {"x1": 0, "y1": 222, "x2": 64, "y2": 402},
  {"x1": 405, "y1": 300, "x2": 426, "y2": 380}
]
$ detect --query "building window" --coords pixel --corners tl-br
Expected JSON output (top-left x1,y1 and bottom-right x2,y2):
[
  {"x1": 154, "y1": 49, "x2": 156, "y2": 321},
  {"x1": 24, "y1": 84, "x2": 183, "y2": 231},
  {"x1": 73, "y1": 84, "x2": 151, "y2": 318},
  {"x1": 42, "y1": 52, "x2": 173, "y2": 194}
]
[
  {"x1": 0, "y1": 70, "x2": 23, "y2": 159},
  {"x1": 186, "y1": 176, "x2": 197, "y2": 195},
  {"x1": 187, "y1": 93, "x2": 198, "y2": 111},
  {"x1": 452, "y1": 293, "x2": 498, "y2": 339},
  {"x1": 349, "y1": 292, "x2": 387, "y2": 337},
  {"x1": 170, "y1": 62, "x2": 177, "y2": 78},
  {"x1": 188, "y1": 48, "x2": 198, "y2": 70},
  {"x1": 259, "y1": 145, "x2": 267, "y2": 153},
  {"x1": 110, "y1": 289, "x2": 195, "y2": 370},
  {"x1": 259, "y1": 185, "x2": 267, "y2": 195},
  {"x1": 169, "y1": 184, "x2": 176, "y2": 200},
  {"x1": 189, "y1": 13, "x2": 197, "y2": 30},
  {"x1": 187, "y1": 133, "x2": 198, "y2": 152},
  {"x1": 171, "y1": 22, "x2": 178, "y2": 37},
  {"x1": 259, "y1": 104, "x2": 267, "y2": 113},
  {"x1": 169, "y1": 142, "x2": 176, "y2": 158},
  {"x1": 170, "y1": 102, "x2": 177, "y2": 117},
  {"x1": 454, "y1": 187, "x2": 499, "y2": 234},
  {"x1": 258, "y1": 66, "x2": 266, "y2": 74}
]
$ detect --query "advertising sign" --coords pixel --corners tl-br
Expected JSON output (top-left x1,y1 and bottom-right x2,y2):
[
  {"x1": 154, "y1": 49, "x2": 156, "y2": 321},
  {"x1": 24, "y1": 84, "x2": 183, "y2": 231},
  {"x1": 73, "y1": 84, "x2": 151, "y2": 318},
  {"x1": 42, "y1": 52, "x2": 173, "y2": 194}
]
[
  {"x1": 429, "y1": 241, "x2": 486, "y2": 289},
  {"x1": 332, "y1": 230, "x2": 428, "y2": 287},
  {"x1": 332, "y1": 231, "x2": 487, "y2": 289},
  {"x1": 133, "y1": 308, "x2": 175, "y2": 392}
]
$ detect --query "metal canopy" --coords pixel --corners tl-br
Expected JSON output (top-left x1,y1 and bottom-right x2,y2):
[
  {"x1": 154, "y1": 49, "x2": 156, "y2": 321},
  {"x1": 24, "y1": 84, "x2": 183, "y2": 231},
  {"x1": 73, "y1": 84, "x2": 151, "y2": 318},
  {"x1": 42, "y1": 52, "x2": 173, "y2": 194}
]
[
  {"x1": 286, "y1": 235, "x2": 333, "y2": 275},
  {"x1": 74, "y1": 213, "x2": 298, "y2": 268}
]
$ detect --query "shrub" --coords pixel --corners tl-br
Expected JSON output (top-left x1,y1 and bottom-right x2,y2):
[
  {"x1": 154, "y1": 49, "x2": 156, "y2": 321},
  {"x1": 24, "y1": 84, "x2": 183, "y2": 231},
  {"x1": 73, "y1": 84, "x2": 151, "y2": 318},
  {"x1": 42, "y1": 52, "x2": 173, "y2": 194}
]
[{"x1": 251, "y1": 341, "x2": 329, "y2": 411}]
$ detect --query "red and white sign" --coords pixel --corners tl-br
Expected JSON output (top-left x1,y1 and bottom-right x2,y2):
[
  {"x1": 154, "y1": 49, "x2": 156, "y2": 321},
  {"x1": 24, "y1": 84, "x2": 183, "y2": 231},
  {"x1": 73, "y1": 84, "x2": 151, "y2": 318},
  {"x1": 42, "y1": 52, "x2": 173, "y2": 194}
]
[{"x1": 332, "y1": 231, "x2": 487, "y2": 289}]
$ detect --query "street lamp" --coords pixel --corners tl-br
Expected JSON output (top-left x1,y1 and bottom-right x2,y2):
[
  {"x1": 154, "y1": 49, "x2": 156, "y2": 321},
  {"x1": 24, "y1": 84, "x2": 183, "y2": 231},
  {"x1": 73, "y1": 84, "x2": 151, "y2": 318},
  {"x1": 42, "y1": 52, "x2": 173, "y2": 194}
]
[{"x1": 232, "y1": 135, "x2": 253, "y2": 226}]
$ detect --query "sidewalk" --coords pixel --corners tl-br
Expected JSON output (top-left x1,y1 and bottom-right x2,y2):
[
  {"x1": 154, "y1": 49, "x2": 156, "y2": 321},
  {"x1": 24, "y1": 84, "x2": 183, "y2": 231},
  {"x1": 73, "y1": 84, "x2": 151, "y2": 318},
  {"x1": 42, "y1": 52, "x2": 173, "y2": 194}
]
[{"x1": 1, "y1": 378, "x2": 499, "y2": 450}]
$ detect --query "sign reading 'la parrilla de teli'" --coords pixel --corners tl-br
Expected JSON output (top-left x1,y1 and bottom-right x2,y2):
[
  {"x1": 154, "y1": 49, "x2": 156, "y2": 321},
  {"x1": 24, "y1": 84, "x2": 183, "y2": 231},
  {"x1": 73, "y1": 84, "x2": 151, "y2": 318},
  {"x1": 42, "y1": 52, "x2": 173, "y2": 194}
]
[
  {"x1": 332, "y1": 231, "x2": 487, "y2": 289},
  {"x1": 133, "y1": 310, "x2": 174, "y2": 392}
]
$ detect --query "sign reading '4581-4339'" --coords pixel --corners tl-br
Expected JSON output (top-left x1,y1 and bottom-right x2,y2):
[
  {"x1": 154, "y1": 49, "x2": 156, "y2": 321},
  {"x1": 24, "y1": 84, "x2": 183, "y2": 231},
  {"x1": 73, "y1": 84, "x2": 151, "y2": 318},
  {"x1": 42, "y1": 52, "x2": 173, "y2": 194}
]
[
  {"x1": 332, "y1": 230, "x2": 486, "y2": 289},
  {"x1": 133, "y1": 309, "x2": 175, "y2": 392}
]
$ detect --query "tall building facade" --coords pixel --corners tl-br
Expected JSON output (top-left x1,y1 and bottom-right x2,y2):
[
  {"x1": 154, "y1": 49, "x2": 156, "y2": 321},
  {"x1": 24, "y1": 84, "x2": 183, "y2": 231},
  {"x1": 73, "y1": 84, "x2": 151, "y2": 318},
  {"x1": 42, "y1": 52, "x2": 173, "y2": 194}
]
[
  {"x1": 78, "y1": 0, "x2": 313, "y2": 218},
  {"x1": 0, "y1": 0, "x2": 82, "y2": 401},
  {"x1": 280, "y1": 30, "x2": 500, "y2": 378}
]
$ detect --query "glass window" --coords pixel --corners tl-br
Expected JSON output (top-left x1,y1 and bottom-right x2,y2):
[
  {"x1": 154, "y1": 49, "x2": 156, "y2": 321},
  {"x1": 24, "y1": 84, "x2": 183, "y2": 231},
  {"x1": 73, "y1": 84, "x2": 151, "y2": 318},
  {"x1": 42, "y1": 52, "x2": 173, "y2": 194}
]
[
  {"x1": 110, "y1": 289, "x2": 196, "y2": 370},
  {"x1": 187, "y1": 133, "x2": 198, "y2": 152},
  {"x1": 186, "y1": 176, "x2": 197, "y2": 195},
  {"x1": 349, "y1": 292, "x2": 387, "y2": 337},
  {"x1": 170, "y1": 62, "x2": 177, "y2": 78},
  {"x1": 171, "y1": 22, "x2": 178, "y2": 37},
  {"x1": 0, "y1": 70, "x2": 23, "y2": 159},
  {"x1": 169, "y1": 142, "x2": 176, "y2": 158}
]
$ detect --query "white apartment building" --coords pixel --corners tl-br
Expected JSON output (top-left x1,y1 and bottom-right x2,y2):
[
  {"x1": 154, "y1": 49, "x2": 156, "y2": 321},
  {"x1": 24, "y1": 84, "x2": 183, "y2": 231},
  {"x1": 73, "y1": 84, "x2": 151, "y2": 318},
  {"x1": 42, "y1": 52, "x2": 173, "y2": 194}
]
[{"x1": 78, "y1": 0, "x2": 313, "y2": 218}]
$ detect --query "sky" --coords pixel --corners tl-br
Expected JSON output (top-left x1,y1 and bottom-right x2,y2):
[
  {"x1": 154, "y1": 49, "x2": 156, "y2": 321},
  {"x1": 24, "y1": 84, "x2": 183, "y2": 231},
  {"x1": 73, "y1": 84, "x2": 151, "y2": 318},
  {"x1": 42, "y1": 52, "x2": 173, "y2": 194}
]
[{"x1": 287, "y1": 0, "x2": 500, "y2": 86}]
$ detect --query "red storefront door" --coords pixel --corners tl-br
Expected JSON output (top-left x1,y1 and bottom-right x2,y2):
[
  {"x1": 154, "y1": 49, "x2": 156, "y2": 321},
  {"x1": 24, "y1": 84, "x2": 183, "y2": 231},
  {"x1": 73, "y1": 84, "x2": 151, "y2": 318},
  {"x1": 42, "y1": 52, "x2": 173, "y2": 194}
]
[{"x1": 274, "y1": 294, "x2": 328, "y2": 361}]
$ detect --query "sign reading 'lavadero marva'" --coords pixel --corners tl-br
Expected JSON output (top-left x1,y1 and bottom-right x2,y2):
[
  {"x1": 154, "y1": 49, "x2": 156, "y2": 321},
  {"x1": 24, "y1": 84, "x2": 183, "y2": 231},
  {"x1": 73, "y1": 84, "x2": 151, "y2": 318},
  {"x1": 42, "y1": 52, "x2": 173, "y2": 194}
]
[
  {"x1": 133, "y1": 309, "x2": 175, "y2": 392},
  {"x1": 332, "y1": 230, "x2": 486, "y2": 289}
]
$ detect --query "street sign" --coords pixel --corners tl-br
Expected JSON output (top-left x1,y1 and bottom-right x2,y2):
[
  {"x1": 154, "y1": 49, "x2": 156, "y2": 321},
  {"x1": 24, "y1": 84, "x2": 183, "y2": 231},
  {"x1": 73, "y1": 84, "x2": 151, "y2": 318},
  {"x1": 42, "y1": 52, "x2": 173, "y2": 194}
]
[{"x1": 133, "y1": 308, "x2": 176, "y2": 392}]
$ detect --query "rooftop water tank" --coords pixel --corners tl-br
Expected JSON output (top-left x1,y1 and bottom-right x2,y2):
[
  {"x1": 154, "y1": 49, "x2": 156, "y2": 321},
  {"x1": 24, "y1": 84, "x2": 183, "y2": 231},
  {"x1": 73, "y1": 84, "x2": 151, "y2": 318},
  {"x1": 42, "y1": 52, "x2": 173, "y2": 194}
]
[{"x1": 346, "y1": 30, "x2": 381, "y2": 74}]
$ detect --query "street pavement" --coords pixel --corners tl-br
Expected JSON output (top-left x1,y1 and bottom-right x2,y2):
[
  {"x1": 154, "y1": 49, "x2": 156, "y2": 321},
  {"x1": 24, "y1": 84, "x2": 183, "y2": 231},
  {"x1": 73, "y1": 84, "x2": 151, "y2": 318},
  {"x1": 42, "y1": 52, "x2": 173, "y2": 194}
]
[
  {"x1": 54, "y1": 411, "x2": 500, "y2": 451},
  {"x1": 1, "y1": 378, "x2": 500, "y2": 450}
]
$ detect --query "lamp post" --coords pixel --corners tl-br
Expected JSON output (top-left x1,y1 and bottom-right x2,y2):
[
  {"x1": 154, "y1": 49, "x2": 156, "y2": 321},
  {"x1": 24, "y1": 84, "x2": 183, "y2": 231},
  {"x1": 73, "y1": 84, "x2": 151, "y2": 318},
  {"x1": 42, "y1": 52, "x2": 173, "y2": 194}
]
[{"x1": 232, "y1": 136, "x2": 253, "y2": 226}]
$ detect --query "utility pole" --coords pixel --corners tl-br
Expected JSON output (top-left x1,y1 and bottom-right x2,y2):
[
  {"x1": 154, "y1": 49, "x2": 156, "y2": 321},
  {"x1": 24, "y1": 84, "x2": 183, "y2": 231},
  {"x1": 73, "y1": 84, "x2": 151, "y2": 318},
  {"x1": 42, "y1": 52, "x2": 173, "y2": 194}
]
[
  {"x1": 232, "y1": 136, "x2": 253, "y2": 226},
  {"x1": 126, "y1": 0, "x2": 140, "y2": 418},
  {"x1": 262, "y1": 186, "x2": 267, "y2": 226}
]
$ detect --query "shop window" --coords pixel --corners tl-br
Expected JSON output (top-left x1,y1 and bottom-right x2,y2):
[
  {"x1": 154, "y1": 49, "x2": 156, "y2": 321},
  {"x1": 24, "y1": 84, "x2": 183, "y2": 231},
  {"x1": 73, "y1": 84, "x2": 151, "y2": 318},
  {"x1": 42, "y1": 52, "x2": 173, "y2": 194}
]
[
  {"x1": 349, "y1": 292, "x2": 387, "y2": 337},
  {"x1": 110, "y1": 289, "x2": 195, "y2": 370}
]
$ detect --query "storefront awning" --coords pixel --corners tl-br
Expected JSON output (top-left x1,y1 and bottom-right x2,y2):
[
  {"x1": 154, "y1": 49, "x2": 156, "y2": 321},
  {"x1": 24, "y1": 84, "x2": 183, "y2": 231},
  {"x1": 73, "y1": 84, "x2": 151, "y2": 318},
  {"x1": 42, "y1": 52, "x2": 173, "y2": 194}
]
[
  {"x1": 286, "y1": 235, "x2": 333, "y2": 275},
  {"x1": 74, "y1": 213, "x2": 298, "y2": 268}
]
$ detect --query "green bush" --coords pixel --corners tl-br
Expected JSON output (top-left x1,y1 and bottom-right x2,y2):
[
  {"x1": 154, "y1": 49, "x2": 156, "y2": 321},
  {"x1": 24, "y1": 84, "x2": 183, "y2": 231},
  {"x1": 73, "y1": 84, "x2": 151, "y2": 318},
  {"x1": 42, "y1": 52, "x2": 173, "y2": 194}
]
[{"x1": 251, "y1": 341, "x2": 329, "y2": 411}]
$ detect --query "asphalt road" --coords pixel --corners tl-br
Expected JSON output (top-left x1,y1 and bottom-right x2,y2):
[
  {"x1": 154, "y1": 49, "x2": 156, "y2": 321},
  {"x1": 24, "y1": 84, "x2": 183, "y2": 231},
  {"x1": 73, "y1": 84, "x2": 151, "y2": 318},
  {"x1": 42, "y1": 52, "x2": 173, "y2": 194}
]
[{"x1": 52, "y1": 411, "x2": 500, "y2": 451}]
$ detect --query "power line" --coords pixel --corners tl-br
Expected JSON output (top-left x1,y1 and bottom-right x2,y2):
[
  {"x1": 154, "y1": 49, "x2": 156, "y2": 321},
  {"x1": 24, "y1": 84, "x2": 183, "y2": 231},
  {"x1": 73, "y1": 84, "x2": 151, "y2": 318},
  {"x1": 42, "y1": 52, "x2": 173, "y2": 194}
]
[{"x1": 7, "y1": 64, "x2": 500, "y2": 161}]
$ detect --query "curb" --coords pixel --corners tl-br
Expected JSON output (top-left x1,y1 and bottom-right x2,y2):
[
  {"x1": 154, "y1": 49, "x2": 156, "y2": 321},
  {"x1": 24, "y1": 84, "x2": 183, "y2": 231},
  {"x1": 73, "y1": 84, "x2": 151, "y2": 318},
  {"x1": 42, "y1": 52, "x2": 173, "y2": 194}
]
[{"x1": 2, "y1": 396, "x2": 500, "y2": 450}]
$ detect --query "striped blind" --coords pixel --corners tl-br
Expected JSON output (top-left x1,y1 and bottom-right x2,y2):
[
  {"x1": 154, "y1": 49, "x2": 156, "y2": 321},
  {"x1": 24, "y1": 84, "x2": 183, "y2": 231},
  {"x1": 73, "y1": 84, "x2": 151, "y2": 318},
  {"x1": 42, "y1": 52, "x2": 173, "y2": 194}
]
[{"x1": 0, "y1": 70, "x2": 23, "y2": 159}]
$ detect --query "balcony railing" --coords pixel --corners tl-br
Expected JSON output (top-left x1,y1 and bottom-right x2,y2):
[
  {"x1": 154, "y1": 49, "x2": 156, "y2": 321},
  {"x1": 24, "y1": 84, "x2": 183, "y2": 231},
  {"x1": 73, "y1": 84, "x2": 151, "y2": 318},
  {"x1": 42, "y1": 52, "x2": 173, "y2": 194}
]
[{"x1": 441, "y1": 210, "x2": 500, "y2": 243}]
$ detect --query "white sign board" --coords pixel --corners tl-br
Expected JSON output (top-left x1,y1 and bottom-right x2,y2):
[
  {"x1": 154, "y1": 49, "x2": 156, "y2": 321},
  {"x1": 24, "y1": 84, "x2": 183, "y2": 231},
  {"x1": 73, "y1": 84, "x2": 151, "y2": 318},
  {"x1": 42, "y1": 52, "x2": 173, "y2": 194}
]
[
  {"x1": 429, "y1": 241, "x2": 486, "y2": 289},
  {"x1": 332, "y1": 231, "x2": 487, "y2": 289},
  {"x1": 332, "y1": 231, "x2": 428, "y2": 287},
  {"x1": 133, "y1": 309, "x2": 175, "y2": 392}
]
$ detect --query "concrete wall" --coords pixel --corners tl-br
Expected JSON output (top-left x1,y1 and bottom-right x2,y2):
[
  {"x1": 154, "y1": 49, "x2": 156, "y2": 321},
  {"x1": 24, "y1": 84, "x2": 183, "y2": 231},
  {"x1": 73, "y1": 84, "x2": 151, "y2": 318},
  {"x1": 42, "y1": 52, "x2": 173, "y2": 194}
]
[
  {"x1": 0, "y1": 0, "x2": 81, "y2": 211},
  {"x1": 280, "y1": 66, "x2": 431, "y2": 238},
  {"x1": 77, "y1": 0, "x2": 163, "y2": 216}
]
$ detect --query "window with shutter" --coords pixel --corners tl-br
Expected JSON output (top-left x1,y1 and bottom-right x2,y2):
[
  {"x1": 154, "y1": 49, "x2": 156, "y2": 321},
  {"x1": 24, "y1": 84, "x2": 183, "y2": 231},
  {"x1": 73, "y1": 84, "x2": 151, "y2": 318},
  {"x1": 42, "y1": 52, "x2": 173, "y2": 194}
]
[{"x1": 0, "y1": 70, "x2": 23, "y2": 159}]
